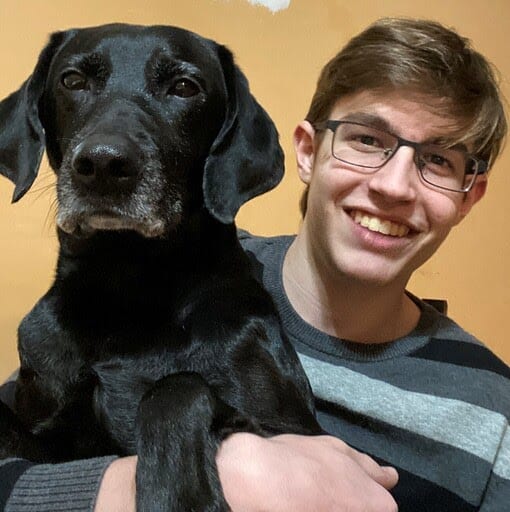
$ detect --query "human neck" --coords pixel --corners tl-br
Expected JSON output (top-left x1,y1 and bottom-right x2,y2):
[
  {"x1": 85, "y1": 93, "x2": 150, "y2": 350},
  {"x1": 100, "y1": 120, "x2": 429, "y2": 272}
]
[{"x1": 283, "y1": 235, "x2": 420, "y2": 344}]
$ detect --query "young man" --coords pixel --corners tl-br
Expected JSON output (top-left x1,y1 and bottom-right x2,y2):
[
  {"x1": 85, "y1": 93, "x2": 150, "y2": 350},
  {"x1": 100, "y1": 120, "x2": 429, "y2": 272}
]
[
  {"x1": 231, "y1": 17, "x2": 510, "y2": 511},
  {"x1": 1, "y1": 17, "x2": 509, "y2": 512}
]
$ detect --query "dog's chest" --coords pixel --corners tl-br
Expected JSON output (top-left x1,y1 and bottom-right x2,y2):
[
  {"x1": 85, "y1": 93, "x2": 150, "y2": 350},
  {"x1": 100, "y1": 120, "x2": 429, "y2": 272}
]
[{"x1": 91, "y1": 338, "x2": 228, "y2": 452}]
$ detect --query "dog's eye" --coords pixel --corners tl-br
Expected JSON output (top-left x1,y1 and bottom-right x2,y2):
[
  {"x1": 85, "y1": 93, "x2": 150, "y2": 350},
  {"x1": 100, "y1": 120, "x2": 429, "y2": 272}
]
[
  {"x1": 61, "y1": 72, "x2": 88, "y2": 91},
  {"x1": 167, "y1": 79, "x2": 200, "y2": 98}
]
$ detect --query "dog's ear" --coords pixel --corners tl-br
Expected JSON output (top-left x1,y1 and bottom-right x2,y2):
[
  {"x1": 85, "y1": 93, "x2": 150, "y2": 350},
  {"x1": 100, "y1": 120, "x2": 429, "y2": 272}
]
[
  {"x1": 0, "y1": 31, "x2": 70, "y2": 202},
  {"x1": 203, "y1": 45, "x2": 284, "y2": 224}
]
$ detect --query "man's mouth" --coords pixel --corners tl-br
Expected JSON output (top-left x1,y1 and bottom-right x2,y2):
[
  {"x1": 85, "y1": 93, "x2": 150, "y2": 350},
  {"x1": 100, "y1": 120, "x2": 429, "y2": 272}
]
[{"x1": 350, "y1": 210, "x2": 410, "y2": 237}]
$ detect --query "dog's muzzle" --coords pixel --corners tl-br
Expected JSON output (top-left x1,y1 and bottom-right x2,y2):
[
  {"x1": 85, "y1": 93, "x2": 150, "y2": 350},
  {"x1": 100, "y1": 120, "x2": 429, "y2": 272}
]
[{"x1": 56, "y1": 133, "x2": 170, "y2": 239}]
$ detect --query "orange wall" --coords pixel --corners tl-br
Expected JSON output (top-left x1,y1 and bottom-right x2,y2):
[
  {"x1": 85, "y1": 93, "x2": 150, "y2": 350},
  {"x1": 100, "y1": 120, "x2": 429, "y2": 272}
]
[{"x1": 0, "y1": 0, "x2": 509, "y2": 381}]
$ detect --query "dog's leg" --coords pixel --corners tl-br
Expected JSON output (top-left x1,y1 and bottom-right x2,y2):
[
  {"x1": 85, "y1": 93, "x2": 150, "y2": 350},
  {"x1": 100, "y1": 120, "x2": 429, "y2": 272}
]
[{"x1": 136, "y1": 373, "x2": 243, "y2": 512}]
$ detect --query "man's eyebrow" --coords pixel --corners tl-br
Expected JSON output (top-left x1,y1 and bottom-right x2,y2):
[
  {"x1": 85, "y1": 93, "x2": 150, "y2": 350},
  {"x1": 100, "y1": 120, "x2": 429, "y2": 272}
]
[
  {"x1": 339, "y1": 112, "x2": 469, "y2": 151},
  {"x1": 339, "y1": 112, "x2": 392, "y2": 132},
  {"x1": 427, "y1": 136, "x2": 468, "y2": 152}
]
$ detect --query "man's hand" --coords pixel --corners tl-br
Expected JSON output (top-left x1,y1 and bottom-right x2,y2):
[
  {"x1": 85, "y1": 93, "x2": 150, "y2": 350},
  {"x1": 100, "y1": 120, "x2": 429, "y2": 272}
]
[{"x1": 217, "y1": 433, "x2": 398, "y2": 512}]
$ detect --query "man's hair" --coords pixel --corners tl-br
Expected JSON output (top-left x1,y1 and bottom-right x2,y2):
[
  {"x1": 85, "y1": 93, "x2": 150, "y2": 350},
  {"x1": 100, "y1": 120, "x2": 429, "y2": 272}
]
[{"x1": 299, "y1": 17, "x2": 507, "y2": 216}]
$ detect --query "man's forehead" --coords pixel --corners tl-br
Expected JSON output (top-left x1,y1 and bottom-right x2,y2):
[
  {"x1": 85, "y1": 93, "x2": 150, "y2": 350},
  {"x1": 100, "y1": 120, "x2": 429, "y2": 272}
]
[{"x1": 328, "y1": 89, "x2": 465, "y2": 142}]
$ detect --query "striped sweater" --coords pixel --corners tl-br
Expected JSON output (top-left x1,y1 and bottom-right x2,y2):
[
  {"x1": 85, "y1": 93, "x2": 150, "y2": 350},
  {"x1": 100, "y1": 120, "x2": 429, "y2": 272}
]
[
  {"x1": 240, "y1": 232, "x2": 510, "y2": 511},
  {"x1": 0, "y1": 233, "x2": 508, "y2": 511}
]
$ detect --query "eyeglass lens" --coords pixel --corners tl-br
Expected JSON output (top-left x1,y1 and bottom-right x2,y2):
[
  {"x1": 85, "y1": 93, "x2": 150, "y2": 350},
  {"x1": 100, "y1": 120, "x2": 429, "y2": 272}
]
[{"x1": 332, "y1": 122, "x2": 477, "y2": 192}]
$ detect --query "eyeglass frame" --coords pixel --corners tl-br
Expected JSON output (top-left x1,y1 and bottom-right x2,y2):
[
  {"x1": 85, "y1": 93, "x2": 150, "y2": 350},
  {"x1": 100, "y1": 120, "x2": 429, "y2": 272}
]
[{"x1": 313, "y1": 120, "x2": 488, "y2": 193}]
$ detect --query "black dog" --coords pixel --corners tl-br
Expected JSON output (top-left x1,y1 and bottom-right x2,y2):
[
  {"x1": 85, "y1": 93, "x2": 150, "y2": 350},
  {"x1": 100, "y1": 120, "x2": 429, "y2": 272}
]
[{"x1": 0, "y1": 23, "x2": 321, "y2": 510}]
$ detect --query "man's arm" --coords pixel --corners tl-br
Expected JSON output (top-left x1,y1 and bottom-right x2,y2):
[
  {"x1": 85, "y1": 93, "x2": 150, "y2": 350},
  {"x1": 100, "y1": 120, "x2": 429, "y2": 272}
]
[
  {"x1": 0, "y1": 433, "x2": 397, "y2": 512},
  {"x1": 95, "y1": 434, "x2": 398, "y2": 512},
  {"x1": 0, "y1": 455, "x2": 116, "y2": 512},
  {"x1": 0, "y1": 377, "x2": 118, "y2": 511},
  {"x1": 95, "y1": 457, "x2": 137, "y2": 512},
  {"x1": 1, "y1": 378, "x2": 397, "y2": 512}
]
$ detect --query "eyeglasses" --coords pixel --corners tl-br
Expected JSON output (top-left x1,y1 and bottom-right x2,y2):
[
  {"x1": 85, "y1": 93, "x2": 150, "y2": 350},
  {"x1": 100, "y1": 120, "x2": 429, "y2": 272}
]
[{"x1": 313, "y1": 120, "x2": 488, "y2": 192}]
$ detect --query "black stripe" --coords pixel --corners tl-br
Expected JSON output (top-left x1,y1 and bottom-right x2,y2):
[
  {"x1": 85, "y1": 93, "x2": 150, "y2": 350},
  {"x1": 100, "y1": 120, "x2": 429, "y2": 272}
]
[
  {"x1": 316, "y1": 399, "x2": 488, "y2": 510},
  {"x1": 0, "y1": 460, "x2": 34, "y2": 509},
  {"x1": 410, "y1": 338, "x2": 510, "y2": 378},
  {"x1": 391, "y1": 466, "x2": 478, "y2": 512}
]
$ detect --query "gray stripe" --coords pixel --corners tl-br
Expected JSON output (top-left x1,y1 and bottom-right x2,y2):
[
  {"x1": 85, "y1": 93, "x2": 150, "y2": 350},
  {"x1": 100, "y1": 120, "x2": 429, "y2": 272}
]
[
  {"x1": 432, "y1": 313, "x2": 483, "y2": 345},
  {"x1": 299, "y1": 353, "x2": 508, "y2": 464},
  {"x1": 343, "y1": 356, "x2": 510, "y2": 417}
]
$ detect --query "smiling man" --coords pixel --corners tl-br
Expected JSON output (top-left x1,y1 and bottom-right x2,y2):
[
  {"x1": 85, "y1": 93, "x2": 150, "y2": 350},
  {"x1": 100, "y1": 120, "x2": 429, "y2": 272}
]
[{"x1": 233, "y1": 17, "x2": 510, "y2": 512}]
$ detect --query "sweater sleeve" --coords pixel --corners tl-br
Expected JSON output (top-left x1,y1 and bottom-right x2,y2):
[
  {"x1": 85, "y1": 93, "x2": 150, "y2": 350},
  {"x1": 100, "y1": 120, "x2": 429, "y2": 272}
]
[{"x1": 1, "y1": 456, "x2": 117, "y2": 512}]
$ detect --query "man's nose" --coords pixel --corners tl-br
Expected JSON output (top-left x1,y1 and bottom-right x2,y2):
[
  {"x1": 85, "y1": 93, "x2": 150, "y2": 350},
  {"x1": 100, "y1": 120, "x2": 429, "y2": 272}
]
[{"x1": 367, "y1": 146, "x2": 419, "y2": 202}]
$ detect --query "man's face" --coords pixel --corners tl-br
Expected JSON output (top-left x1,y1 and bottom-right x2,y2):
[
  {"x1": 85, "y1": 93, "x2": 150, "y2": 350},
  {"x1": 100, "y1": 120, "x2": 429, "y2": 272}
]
[{"x1": 294, "y1": 89, "x2": 487, "y2": 288}]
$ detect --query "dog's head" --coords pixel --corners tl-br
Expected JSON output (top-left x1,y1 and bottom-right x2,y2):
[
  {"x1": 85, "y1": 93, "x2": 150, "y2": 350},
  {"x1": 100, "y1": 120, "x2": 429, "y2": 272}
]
[{"x1": 0, "y1": 23, "x2": 283, "y2": 236}]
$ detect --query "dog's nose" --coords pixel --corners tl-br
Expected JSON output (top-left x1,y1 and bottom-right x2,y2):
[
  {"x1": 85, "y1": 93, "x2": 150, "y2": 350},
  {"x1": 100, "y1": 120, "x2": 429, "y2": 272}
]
[{"x1": 71, "y1": 135, "x2": 140, "y2": 189}]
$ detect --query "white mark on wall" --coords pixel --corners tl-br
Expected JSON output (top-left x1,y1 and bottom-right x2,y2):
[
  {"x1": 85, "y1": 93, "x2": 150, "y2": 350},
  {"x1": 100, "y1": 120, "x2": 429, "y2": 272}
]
[{"x1": 246, "y1": 0, "x2": 291, "y2": 12}]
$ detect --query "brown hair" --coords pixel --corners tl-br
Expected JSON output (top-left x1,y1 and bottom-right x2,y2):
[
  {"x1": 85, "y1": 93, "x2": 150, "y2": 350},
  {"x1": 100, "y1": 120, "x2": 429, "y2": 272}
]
[{"x1": 300, "y1": 17, "x2": 507, "y2": 216}]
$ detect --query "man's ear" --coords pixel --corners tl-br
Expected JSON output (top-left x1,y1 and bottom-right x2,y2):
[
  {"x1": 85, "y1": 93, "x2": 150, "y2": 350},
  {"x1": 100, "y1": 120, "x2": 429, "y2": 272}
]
[
  {"x1": 293, "y1": 120, "x2": 316, "y2": 185},
  {"x1": 456, "y1": 175, "x2": 488, "y2": 224}
]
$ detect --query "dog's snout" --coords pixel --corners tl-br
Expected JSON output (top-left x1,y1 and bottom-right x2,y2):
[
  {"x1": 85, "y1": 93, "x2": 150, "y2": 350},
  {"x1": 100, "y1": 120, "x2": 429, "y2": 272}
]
[{"x1": 72, "y1": 135, "x2": 140, "y2": 189}]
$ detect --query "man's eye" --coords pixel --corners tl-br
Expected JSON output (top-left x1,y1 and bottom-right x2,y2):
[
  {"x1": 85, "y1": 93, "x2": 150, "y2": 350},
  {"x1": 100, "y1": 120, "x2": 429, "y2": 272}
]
[
  {"x1": 61, "y1": 71, "x2": 88, "y2": 91},
  {"x1": 357, "y1": 135, "x2": 379, "y2": 146},
  {"x1": 424, "y1": 153, "x2": 451, "y2": 168},
  {"x1": 167, "y1": 79, "x2": 200, "y2": 98},
  {"x1": 350, "y1": 134, "x2": 384, "y2": 149}
]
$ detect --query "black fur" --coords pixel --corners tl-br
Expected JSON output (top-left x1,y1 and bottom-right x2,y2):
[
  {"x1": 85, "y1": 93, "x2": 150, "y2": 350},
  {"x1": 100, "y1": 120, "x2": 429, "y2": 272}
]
[{"x1": 0, "y1": 23, "x2": 321, "y2": 511}]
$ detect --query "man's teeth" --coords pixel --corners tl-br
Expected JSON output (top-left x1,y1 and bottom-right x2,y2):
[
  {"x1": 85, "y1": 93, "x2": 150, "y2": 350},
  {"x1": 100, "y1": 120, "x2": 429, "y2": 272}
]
[{"x1": 352, "y1": 211, "x2": 410, "y2": 237}]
